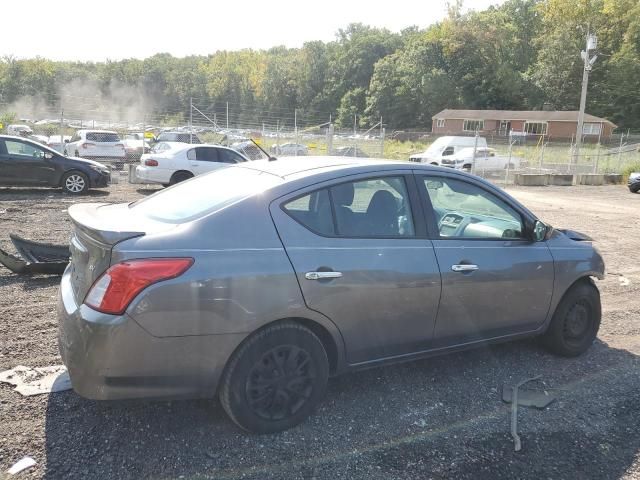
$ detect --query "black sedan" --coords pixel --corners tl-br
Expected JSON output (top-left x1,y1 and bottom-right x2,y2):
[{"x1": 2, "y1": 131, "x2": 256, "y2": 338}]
[{"x1": 0, "y1": 135, "x2": 110, "y2": 194}]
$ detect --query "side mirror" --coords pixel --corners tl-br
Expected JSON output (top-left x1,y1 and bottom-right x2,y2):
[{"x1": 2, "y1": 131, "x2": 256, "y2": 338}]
[
  {"x1": 44, "y1": 152, "x2": 54, "y2": 160},
  {"x1": 426, "y1": 180, "x2": 443, "y2": 190},
  {"x1": 531, "y1": 220, "x2": 547, "y2": 242},
  {"x1": 64, "y1": 139, "x2": 70, "y2": 144}
]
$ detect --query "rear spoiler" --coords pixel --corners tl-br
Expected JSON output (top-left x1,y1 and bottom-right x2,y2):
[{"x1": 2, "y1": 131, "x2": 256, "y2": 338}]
[{"x1": 68, "y1": 203, "x2": 145, "y2": 246}]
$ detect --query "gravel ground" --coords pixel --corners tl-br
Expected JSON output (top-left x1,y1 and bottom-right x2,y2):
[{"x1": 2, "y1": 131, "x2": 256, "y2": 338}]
[{"x1": 1, "y1": 178, "x2": 639, "y2": 480}]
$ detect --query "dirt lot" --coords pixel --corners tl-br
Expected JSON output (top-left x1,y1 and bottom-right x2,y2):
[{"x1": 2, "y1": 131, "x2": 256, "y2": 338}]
[{"x1": 1, "y1": 179, "x2": 639, "y2": 479}]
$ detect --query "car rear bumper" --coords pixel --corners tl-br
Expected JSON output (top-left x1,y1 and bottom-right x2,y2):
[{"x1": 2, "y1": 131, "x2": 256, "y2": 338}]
[
  {"x1": 57, "y1": 267, "x2": 245, "y2": 400},
  {"x1": 135, "y1": 166, "x2": 172, "y2": 184}
]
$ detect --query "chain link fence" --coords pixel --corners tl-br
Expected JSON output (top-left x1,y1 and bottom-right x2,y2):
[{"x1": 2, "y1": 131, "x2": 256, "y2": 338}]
[{"x1": 1, "y1": 101, "x2": 638, "y2": 185}]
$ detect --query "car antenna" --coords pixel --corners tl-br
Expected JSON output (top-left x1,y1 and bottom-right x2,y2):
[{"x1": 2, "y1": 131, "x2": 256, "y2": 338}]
[{"x1": 250, "y1": 138, "x2": 277, "y2": 161}]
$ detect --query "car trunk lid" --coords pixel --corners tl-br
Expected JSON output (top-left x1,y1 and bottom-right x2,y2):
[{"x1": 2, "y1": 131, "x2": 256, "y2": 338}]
[{"x1": 67, "y1": 202, "x2": 173, "y2": 302}]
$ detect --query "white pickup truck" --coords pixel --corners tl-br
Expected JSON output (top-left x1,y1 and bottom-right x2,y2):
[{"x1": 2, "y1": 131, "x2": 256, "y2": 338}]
[{"x1": 440, "y1": 147, "x2": 525, "y2": 171}]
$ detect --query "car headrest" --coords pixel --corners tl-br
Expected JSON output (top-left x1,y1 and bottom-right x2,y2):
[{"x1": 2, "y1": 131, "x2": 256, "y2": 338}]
[{"x1": 331, "y1": 183, "x2": 355, "y2": 206}]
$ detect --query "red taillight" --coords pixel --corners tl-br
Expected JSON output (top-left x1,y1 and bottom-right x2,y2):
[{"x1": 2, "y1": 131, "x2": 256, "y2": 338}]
[
  {"x1": 144, "y1": 158, "x2": 159, "y2": 167},
  {"x1": 82, "y1": 143, "x2": 95, "y2": 149},
  {"x1": 84, "y1": 258, "x2": 193, "y2": 315}
]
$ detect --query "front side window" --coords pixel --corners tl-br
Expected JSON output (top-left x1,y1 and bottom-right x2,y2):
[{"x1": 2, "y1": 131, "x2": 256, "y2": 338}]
[
  {"x1": 218, "y1": 149, "x2": 246, "y2": 164},
  {"x1": 423, "y1": 176, "x2": 523, "y2": 239},
  {"x1": 4, "y1": 140, "x2": 45, "y2": 158}
]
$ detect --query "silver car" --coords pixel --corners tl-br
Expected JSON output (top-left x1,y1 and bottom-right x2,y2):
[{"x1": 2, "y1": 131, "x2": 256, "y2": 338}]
[{"x1": 57, "y1": 157, "x2": 604, "y2": 433}]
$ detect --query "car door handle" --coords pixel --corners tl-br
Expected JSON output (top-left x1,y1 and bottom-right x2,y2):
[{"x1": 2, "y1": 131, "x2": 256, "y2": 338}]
[
  {"x1": 305, "y1": 271, "x2": 343, "y2": 280},
  {"x1": 451, "y1": 264, "x2": 479, "y2": 272}
]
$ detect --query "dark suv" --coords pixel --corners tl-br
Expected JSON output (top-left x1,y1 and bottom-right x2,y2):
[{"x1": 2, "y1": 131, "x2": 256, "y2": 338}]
[
  {"x1": 0, "y1": 135, "x2": 110, "y2": 194},
  {"x1": 155, "y1": 131, "x2": 202, "y2": 144}
]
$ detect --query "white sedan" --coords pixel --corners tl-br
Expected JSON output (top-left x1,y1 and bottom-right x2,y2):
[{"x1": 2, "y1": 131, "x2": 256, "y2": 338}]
[{"x1": 135, "y1": 143, "x2": 250, "y2": 186}]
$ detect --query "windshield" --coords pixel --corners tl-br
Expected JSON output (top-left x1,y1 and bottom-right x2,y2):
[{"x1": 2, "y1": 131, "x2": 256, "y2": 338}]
[{"x1": 130, "y1": 166, "x2": 281, "y2": 222}]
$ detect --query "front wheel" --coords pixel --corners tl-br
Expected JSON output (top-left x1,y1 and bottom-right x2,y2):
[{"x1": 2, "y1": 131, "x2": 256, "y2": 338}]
[
  {"x1": 62, "y1": 171, "x2": 89, "y2": 194},
  {"x1": 219, "y1": 322, "x2": 329, "y2": 433},
  {"x1": 540, "y1": 281, "x2": 601, "y2": 357}
]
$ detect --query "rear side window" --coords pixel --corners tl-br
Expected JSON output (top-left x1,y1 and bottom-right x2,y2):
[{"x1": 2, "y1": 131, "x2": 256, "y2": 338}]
[
  {"x1": 283, "y1": 190, "x2": 334, "y2": 235},
  {"x1": 86, "y1": 132, "x2": 120, "y2": 142},
  {"x1": 130, "y1": 167, "x2": 282, "y2": 223}
]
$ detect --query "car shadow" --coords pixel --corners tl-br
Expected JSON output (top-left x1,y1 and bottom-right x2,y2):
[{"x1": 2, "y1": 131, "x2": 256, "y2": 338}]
[
  {"x1": 0, "y1": 187, "x2": 110, "y2": 198},
  {"x1": 135, "y1": 187, "x2": 162, "y2": 196},
  {"x1": 43, "y1": 338, "x2": 640, "y2": 479}
]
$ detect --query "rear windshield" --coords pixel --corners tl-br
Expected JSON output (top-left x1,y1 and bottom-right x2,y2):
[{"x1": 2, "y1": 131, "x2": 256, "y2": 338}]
[
  {"x1": 86, "y1": 132, "x2": 120, "y2": 142},
  {"x1": 129, "y1": 166, "x2": 282, "y2": 223}
]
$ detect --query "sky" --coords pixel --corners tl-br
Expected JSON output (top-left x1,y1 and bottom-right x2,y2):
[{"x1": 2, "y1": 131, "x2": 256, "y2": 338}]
[{"x1": 1, "y1": 0, "x2": 503, "y2": 62}]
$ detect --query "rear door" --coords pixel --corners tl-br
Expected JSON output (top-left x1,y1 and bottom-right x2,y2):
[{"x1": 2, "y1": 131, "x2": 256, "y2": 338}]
[
  {"x1": 270, "y1": 172, "x2": 442, "y2": 365},
  {"x1": 417, "y1": 172, "x2": 554, "y2": 346},
  {"x1": 0, "y1": 139, "x2": 55, "y2": 185}
]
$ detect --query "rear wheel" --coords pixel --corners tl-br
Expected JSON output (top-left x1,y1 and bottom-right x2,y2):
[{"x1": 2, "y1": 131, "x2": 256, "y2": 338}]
[
  {"x1": 541, "y1": 281, "x2": 601, "y2": 357},
  {"x1": 629, "y1": 185, "x2": 640, "y2": 193},
  {"x1": 462, "y1": 164, "x2": 472, "y2": 172},
  {"x1": 170, "y1": 171, "x2": 194, "y2": 185},
  {"x1": 219, "y1": 322, "x2": 329, "y2": 433},
  {"x1": 62, "y1": 171, "x2": 89, "y2": 194}
]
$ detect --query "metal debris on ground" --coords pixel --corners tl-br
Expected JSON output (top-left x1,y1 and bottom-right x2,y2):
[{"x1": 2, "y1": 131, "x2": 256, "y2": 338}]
[
  {"x1": 0, "y1": 365, "x2": 71, "y2": 396},
  {"x1": 503, "y1": 375, "x2": 556, "y2": 452},
  {"x1": 7, "y1": 457, "x2": 37, "y2": 475}
]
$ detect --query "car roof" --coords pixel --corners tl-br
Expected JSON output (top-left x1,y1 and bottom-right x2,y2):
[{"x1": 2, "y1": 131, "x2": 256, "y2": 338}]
[
  {"x1": 233, "y1": 156, "x2": 428, "y2": 179},
  {"x1": 78, "y1": 129, "x2": 118, "y2": 134}
]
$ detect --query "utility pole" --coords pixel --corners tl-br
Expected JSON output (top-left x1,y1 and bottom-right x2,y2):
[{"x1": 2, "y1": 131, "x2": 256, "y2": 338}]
[
  {"x1": 574, "y1": 32, "x2": 598, "y2": 165},
  {"x1": 189, "y1": 97, "x2": 193, "y2": 144}
]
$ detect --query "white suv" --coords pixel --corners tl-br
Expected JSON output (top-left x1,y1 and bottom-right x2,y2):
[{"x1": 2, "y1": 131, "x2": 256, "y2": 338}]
[{"x1": 66, "y1": 130, "x2": 126, "y2": 167}]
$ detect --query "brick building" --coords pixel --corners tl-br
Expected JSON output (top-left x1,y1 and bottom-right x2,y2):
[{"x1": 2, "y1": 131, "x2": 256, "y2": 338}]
[{"x1": 431, "y1": 109, "x2": 616, "y2": 140}]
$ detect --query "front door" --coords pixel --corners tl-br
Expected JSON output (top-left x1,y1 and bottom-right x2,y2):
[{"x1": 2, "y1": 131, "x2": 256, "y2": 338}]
[
  {"x1": 271, "y1": 173, "x2": 442, "y2": 365},
  {"x1": 0, "y1": 139, "x2": 55, "y2": 185},
  {"x1": 418, "y1": 174, "x2": 554, "y2": 346}
]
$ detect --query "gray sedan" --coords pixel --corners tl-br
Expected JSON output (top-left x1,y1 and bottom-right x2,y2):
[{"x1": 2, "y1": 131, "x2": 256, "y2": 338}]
[{"x1": 57, "y1": 157, "x2": 604, "y2": 433}]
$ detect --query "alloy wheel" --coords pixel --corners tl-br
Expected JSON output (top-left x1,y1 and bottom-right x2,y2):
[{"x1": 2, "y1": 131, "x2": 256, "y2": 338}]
[{"x1": 65, "y1": 174, "x2": 86, "y2": 193}]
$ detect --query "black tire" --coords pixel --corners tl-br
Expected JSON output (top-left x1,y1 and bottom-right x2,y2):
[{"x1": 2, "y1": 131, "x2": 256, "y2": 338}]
[
  {"x1": 61, "y1": 171, "x2": 89, "y2": 194},
  {"x1": 74, "y1": 150, "x2": 80, "y2": 157},
  {"x1": 462, "y1": 164, "x2": 472, "y2": 172},
  {"x1": 219, "y1": 322, "x2": 329, "y2": 433},
  {"x1": 170, "y1": 171, "x2": 194, "y2": 185},
  {"x1": 541, "y1": 281, "x2": 601, "y2": 357},
  {"x1": 629, "y1": 185, "x2": 640, "y2": 194}
]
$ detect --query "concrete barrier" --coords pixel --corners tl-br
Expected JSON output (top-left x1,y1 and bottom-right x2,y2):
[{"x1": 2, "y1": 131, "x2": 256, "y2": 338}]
[
  {"x1": 577, "y1": 174, "x2": 605, "y2": 186},
  {"x1": 515, "y1": 174, "x2": 548, "y2": 186},
  {"x1": 548, "y1": 174, "x2": 574, "y2": 186},
  {"x1": 605, "y1": 174, "x2": 623, "y2": 184}
]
